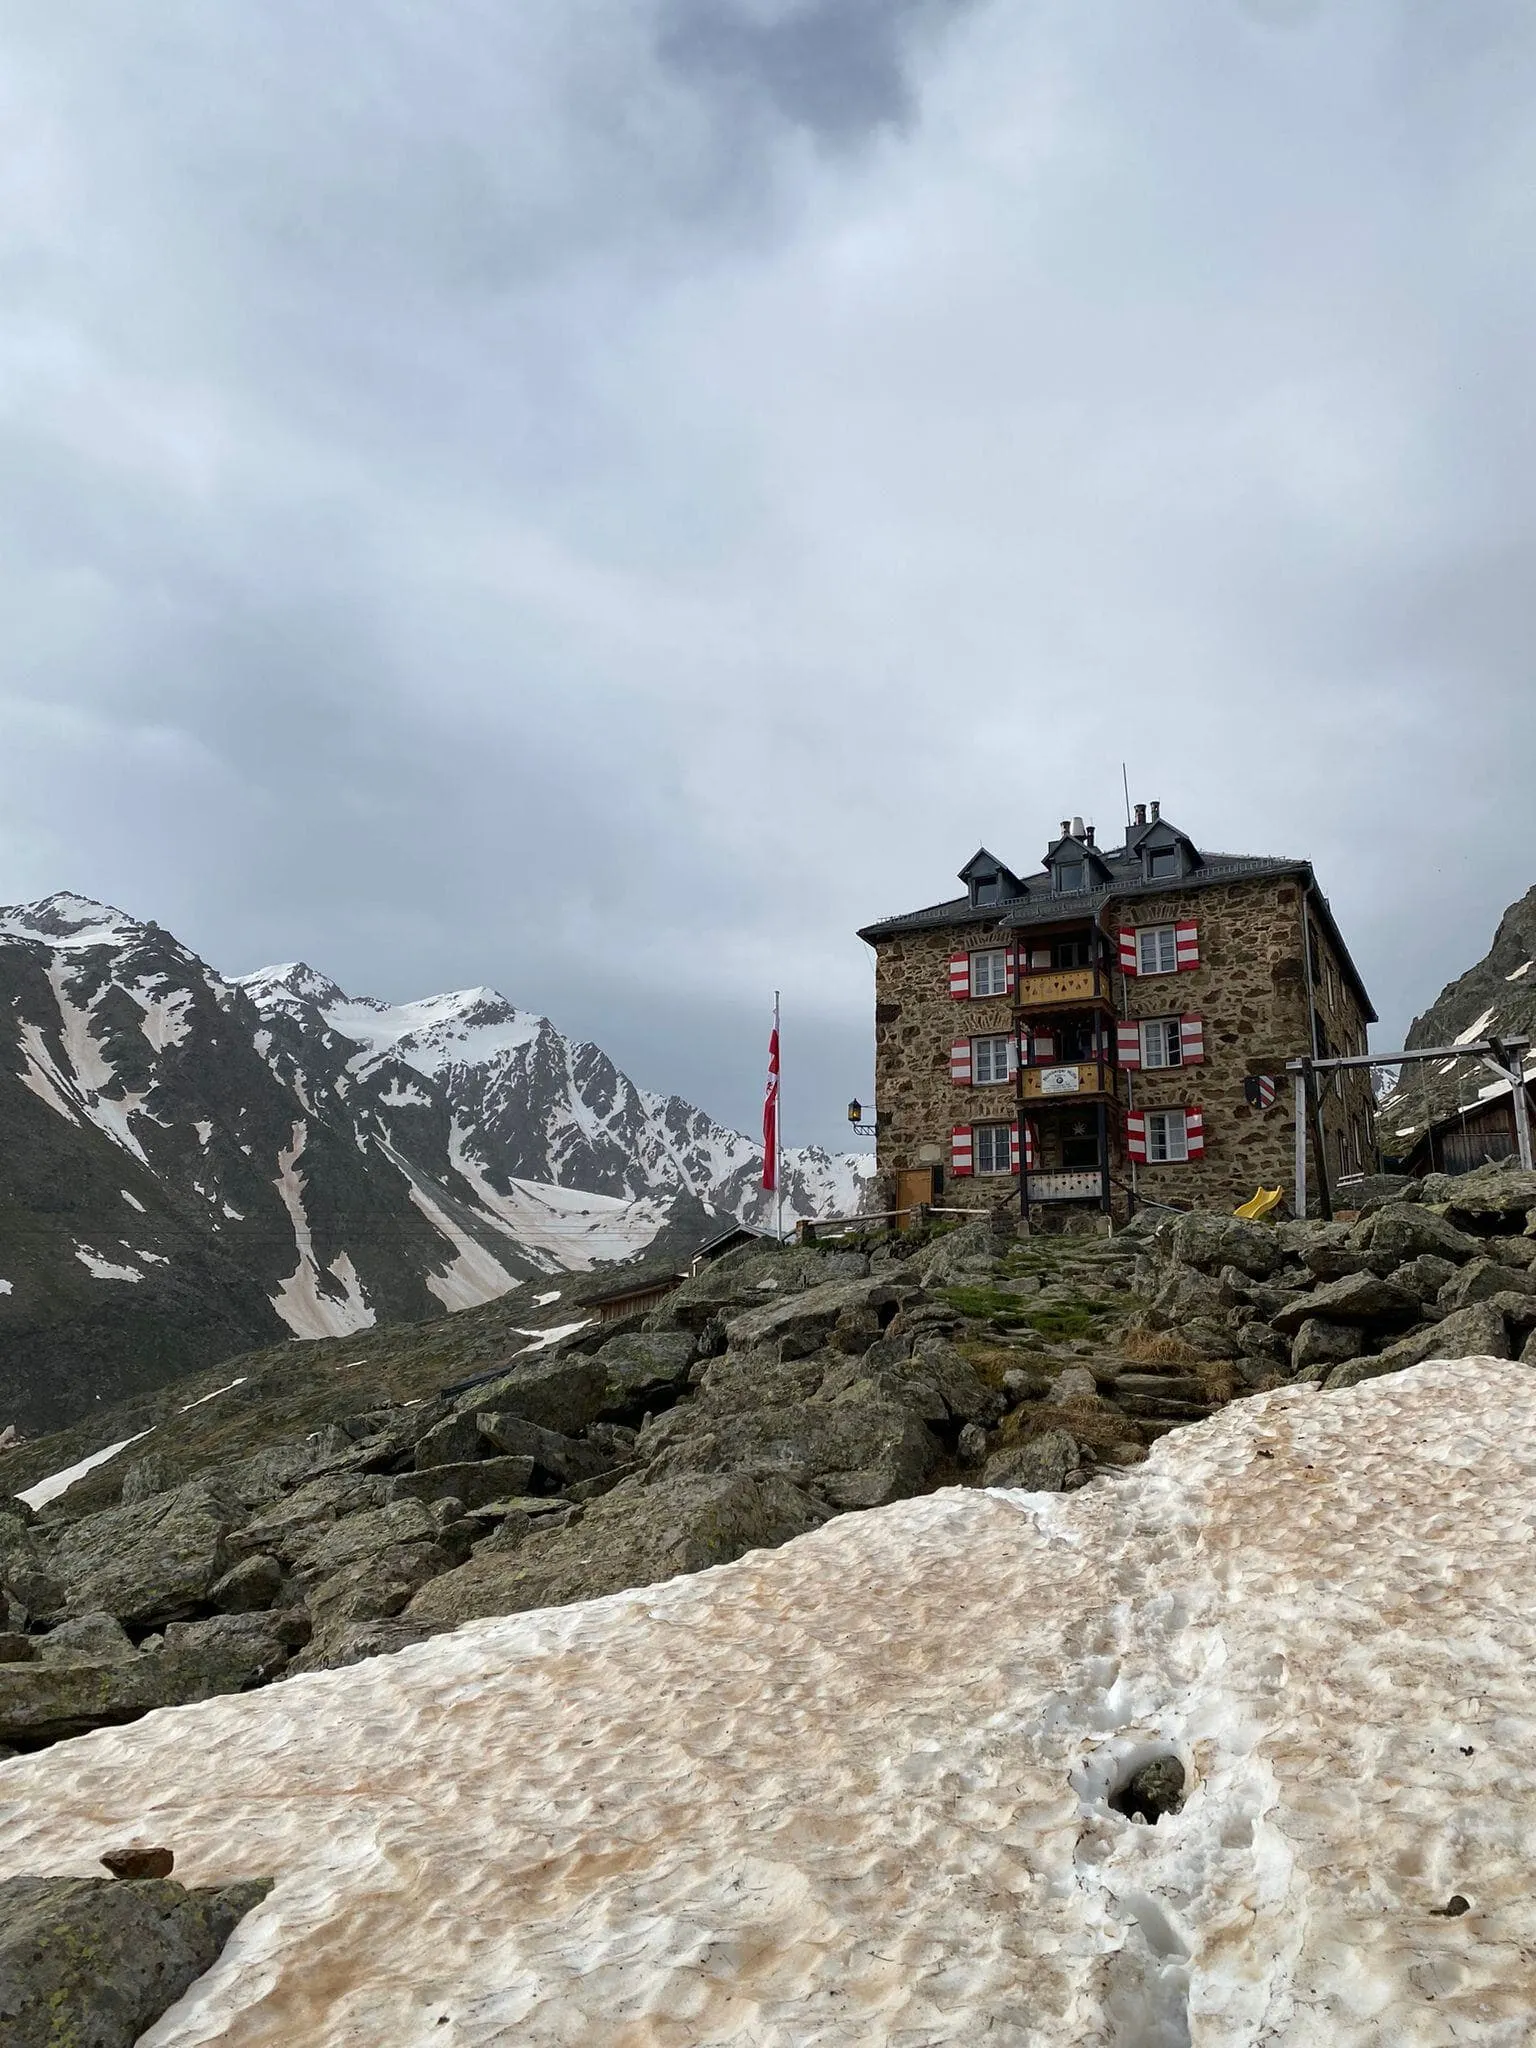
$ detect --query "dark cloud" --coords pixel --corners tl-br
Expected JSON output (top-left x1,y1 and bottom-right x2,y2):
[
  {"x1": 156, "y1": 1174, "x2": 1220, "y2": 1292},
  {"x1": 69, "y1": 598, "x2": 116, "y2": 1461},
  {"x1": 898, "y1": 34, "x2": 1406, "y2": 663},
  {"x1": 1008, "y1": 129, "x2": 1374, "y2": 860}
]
[{"x1": 659, "y1": 0, "x2": 976, "y2": 145}]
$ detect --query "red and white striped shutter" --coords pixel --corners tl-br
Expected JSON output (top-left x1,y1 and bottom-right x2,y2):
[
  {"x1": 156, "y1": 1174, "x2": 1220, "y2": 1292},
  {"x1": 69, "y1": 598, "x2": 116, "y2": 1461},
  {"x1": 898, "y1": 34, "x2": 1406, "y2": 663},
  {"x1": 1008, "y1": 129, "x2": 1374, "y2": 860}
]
[
  {"x1": 1005, "y1": 950, "x2": 1017, "y2": 995},
  {"x1": 949, "y1": 952, "x2": 971, "y2": 999},
  {"x1": 1184, "y1": 1106, "x2": 1206, "y2": 1158},
  {"x1": 1126, "y1": 1111, "x2": 1147, "y2": 1162},
  {"x1": 1118, "y1": 927, "x2": 1139, "y2": 975},
  {"x1": 1179, "y1": 1014, "x2": 1205, "y2": 1064},
  {"x1": 951, "y1": 1125, "x2": 973, "y2": 1176},
  {"x1": 1025, "y1": 1120, "x2": 1038, "y2": 1169},
  {"x1": 949, "y1": 1038, "x2": 973, "y2": 1085},
  {"x1": 1116, "y1": 1020, "x2": 1142, "y2": 1069},
  {"x1": 1009, "y1": 1122, "x2": 1021, "y2": 1172},
  {"x1": 1175, "y1": 921, "x2": 1200, "y2": 971}
]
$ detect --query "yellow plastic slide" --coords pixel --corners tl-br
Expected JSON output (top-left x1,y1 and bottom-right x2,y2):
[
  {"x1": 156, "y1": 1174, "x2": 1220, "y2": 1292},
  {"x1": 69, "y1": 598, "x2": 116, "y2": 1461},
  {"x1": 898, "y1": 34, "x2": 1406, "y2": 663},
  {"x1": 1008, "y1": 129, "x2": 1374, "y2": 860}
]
[{"x1": 1234, "y1": 1186, "x2": 1284, "y2": 1221}]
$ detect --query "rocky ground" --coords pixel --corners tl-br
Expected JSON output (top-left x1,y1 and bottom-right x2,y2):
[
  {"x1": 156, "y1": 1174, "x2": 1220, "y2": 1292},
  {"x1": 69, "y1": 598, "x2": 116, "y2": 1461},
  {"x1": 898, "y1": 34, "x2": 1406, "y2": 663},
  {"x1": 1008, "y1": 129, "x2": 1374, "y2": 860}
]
[{"x1": 2, "y1": 1161, "x2": 1533, "y2": 1762}]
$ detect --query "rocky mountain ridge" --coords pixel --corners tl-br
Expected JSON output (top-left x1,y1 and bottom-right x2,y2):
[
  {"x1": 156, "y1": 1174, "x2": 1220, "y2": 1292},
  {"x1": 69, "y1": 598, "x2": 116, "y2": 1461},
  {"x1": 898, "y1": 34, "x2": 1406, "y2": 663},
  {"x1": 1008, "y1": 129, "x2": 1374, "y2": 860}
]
[
  {"x1": 1378, "y1": 882, "x2": 1536, "y2": 1155},
  {"x1": 0, "y1": 893, "x2": 868, "y2": 1434}
]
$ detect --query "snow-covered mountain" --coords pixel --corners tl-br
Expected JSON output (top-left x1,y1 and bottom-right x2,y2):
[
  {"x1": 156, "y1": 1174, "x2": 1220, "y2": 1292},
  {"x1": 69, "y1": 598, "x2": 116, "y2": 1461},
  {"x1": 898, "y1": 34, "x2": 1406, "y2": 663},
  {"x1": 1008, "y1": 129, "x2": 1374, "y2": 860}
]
[
  {"x1": 1378, "y1": 883, "x2": 1536, "y2": 1157},
  {"x1": 0, "y1": 894, "x2": 870, "y2": 1432}
]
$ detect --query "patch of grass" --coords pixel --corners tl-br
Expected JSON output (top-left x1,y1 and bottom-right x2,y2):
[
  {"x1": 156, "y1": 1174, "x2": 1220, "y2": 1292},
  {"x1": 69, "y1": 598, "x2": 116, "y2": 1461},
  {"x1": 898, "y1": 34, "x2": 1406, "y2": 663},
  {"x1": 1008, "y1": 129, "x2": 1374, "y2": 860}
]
[
  {"x1": 1119, "y1": 1327, "x2": 1205, "y2": 1366},
  {"x1": 955, "y1": 1339, "x2": 1049, "y2": 1388},
  {"x1": 1022, "y1": 1302, "x2": 1110, "y2": 1343},
  {"x1": 940, "y1": 1286, "x2": 1037, "y2": 1323}
]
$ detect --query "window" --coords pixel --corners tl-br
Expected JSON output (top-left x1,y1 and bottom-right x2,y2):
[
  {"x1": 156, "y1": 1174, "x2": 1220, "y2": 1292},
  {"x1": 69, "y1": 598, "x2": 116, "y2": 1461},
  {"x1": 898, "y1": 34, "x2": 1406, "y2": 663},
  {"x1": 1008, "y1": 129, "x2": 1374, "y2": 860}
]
[
  {"x1": 1146, "y1": 846, "x2": 1178, "y2": 880},
  {"x1": 1138, "y1": 925, "x2": 1178, "y2": 976},
  {"x1": 1146, "y1": 1109, "x2": 1189, "y2": 1163},
  {"x1": 974, "y1": 1124, "x2": 1013, "y2": 1175},
  {"x1": 973, "y1": 1035, "x2": 1012, "y2": 1086},
  {"x1": 972, "y1": 873, "x2": 1000, "y2": 905},
  {"x1": 1055, "y1": 859, "x2": 1087, "y2": 894},
  {"x1": 1140, "y1": 1017, "x2": 1183, "y2": 1069},
  {"x1": 1053, "y1": 936, "x2": 1092, "y2": 969},
  {"x1": 970, "y1": 950, "x2": 1009, "y2": 998}
]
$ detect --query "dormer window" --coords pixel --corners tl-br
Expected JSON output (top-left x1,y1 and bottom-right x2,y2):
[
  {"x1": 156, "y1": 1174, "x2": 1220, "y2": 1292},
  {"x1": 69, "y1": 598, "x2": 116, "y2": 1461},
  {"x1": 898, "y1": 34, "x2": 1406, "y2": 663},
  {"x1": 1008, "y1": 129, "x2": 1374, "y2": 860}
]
[
  {"x1": 973, "y1": 873, "x2": 1000, "y2": 905},
  {"x1": 1146, "y1": 846, "x2": 1179, "y2": 880},
  {"x1": 1054, "y1": 859, "x2": 1087, "y2": 894}
]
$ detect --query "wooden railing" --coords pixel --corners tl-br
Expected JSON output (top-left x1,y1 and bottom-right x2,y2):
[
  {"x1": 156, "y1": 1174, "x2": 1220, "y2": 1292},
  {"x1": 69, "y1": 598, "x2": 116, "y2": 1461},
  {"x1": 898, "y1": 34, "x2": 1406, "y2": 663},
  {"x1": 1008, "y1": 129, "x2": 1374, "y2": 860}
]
[{"x1": 1012, "y1": 965, "x2": 1112, "y2": 1008}]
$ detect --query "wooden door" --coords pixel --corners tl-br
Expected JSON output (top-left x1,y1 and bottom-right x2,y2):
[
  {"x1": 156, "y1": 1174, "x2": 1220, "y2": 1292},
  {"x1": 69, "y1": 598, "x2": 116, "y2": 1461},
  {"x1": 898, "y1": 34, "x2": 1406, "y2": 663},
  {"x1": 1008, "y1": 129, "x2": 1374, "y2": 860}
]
[{"x1": 896, "y1": 1167, "x2": 937, "y2": 1228}]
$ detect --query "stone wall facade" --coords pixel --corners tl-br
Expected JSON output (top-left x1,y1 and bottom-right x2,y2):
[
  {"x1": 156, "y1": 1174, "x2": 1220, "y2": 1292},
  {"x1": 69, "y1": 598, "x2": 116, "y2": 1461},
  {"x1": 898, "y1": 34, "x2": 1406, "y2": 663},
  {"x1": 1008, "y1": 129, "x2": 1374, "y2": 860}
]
[{"x1": 866, "y1": 877, "x2": 1375, "y2": 1221}]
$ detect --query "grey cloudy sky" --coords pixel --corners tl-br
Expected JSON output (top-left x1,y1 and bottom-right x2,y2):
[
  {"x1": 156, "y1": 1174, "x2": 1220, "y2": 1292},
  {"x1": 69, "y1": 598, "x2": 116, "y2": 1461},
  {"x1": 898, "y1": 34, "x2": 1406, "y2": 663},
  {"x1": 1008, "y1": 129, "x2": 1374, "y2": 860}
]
[{"x1": 3, "y1": 0, "x2": 1535, "y2": 1146}]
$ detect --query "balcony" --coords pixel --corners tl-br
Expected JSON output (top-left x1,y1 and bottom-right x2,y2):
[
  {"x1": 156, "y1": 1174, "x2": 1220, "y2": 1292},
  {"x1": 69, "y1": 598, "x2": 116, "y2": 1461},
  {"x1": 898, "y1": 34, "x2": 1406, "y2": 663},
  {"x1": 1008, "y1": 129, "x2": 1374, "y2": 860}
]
[
  {"x1": 1013, "y1": 965, "x2": 1114, "y2": 1012},
  {"x1": 1016, "y1": 1059, "x2": 1119, "y2": 1101}
]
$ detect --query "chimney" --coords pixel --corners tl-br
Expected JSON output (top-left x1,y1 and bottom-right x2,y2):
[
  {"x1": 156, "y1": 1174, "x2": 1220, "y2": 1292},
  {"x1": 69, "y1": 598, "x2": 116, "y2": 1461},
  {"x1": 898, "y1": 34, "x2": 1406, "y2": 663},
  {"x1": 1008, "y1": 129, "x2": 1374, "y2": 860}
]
[
  {"x1": 1071, "y1": 814, "x2": 1085, "y2": 840},
  {"x1": 1133, "y1": 802, "x2": 1147, "y2": 827},
  {"x1": 1060, "y1": 819, "x2": 1071, "y2": 840},
  {"x1": 1149, "y1": 799, "x2": 1161, "y2": 822},
  {"x1": 1084, "y1": 823, "x2": 1096, "y2": 845}
]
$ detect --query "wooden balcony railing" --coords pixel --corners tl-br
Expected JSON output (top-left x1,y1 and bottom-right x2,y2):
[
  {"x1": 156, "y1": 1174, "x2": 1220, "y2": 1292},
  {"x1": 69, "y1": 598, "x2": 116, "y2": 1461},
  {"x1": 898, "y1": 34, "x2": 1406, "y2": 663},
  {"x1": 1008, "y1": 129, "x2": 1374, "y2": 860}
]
[{"x1": 1012, "y1": 965, "x2": 1114, "y2": 1009}]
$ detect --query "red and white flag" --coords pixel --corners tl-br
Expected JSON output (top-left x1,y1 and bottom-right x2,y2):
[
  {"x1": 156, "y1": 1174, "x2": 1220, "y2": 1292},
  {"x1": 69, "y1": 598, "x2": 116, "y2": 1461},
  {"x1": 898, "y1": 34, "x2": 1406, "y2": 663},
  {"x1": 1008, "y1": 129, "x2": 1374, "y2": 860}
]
[{"x1": 762, "y1": 1005, "x2": 780, "y2": 1191}]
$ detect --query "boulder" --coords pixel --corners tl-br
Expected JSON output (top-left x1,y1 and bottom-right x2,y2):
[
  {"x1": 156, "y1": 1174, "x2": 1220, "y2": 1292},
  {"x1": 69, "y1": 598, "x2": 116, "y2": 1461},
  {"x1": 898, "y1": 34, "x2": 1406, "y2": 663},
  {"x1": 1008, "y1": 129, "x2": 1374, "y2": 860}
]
[
  {"x1": 224, "y1": 1472, "x2": 389, "y2": 1564},
  {"x1": 1167, "y1": 1214, "x2": 1284, "y2": 1279},
  {"x1": 386, "y1": 1458, "x2": 538, "y2": 1510},
  {"x1": 30, "y1": 1612, "x2": 136, "y2": 1665},
  {"x1": 447, "y1": 1354, "x2": 610, "y2": 1438},
  {"x1": 1270, "y1": 1270, "x2": 1418, "y2": 1335},
  {"x1": 306, "y1": 1541, "x2": 454, "y2": 1630},
  {"x1": 1524, "y1": 1328, "x2": 1536, "y2": 1364},
  {"x1": 51, "y1": 1481, "x2": 238, "y2": 1629},
  {"x1": 1436, "y1": 1258, "x2": 1536, "y2": 1312},
  {"x1": 0, "y1": 1612, "x2": 304, "y2": 1750},
  {"x1": 593, "y1": 1330, "x2": 698, "y2": 1397},
  {"x1": 0, "y1": 1874, "x2": 271, "y2": 2048},
  {"x1": 1324, "y1": 1303, "x2": 1512, "y2": 1389},
  {"x1": 721, "y1": 1277, "x2": 911, "y2": 1357},
  {"x1": 1393, "y1": 1253, "x2": 1457, "y2": 1305},
  {"x1": 1290, "y1": 1319, "x2": 1364, "y2": 1373},
  {"x1": 284, "y1": 1499, "x2": 441, "y2": 1588},
  {"x1": 0, "y1": 1513, "x2": 64, "y2": 1626},
  {"x1": 1299, "y1": 1243, "x2": 1368, "y2": 1282},
  {"x1": 982, "y1": 1431, "x2": 1081, "y2": 1492},
  {"x1": 1048, "y1": 1367, "x2": 1099, "y2": 1403},
  {"x1": 640, "y1": 1386, "x2": 940, "y2": 1511},
  {"x1": 474, "y1": 1413, "x2": 612, "y2": 1485},
  {"x1": 411, "y1": 1411, "x2": 488, "y2": 1469},
  {"x1": 209, "y1": 1553, "x2": 284, "y2": 1612},
  {"x1": 1440, "y1": 1167, "x2": 1536, "y2": 1230},
  {"x1": 1365, "y1": 1205, "x2": 1482, "y2": 1267},
  {"x1": 288, "y1": 1617, "x2": 436, "y2": 1674},
  {"x1": 405, "y1": 1471, "x2": 829, "y2": 1630}
]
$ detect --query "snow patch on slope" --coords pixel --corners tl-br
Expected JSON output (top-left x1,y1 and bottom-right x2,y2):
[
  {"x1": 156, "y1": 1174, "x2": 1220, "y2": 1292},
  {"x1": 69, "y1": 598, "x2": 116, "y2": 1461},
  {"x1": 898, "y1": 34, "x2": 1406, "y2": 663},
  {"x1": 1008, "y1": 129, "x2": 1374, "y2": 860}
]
[
  {"x1": 268, "y1": 1122, "x2": 376, "y2": 1339},
  {"x1": 74, "y1": 1245, "x2": 143, "y2": 1283},
  {"x1": 17, "y1": 1429, "x2": 154, "y2": 1510},
  {"x1": 4, "y1": 1360, "x2": 1534, "y2": 2043}
]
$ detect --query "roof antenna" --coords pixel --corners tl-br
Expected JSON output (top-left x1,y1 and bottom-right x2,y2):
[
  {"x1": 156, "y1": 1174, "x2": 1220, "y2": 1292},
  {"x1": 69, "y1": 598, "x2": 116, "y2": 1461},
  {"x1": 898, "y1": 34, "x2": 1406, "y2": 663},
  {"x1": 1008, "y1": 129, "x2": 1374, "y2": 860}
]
[{"x1": 1121, "y1": 762, "x2": 1132, "y2": 832}]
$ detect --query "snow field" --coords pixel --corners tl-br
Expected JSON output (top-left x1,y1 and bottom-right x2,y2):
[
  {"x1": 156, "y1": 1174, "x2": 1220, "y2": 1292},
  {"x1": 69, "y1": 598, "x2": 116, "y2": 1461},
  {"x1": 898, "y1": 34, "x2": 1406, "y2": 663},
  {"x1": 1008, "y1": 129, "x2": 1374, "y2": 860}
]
[{"x1": 4, "y1": 1360, "x2": 1535, "y2": 2043}]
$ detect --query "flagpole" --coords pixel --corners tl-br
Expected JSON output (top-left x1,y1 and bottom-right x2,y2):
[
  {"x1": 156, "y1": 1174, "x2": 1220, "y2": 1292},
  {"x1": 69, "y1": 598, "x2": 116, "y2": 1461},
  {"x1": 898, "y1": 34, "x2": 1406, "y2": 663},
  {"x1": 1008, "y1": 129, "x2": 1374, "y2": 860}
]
[{"x1": 774, "y1": 990, "x2": 784, "y2": 1245}]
